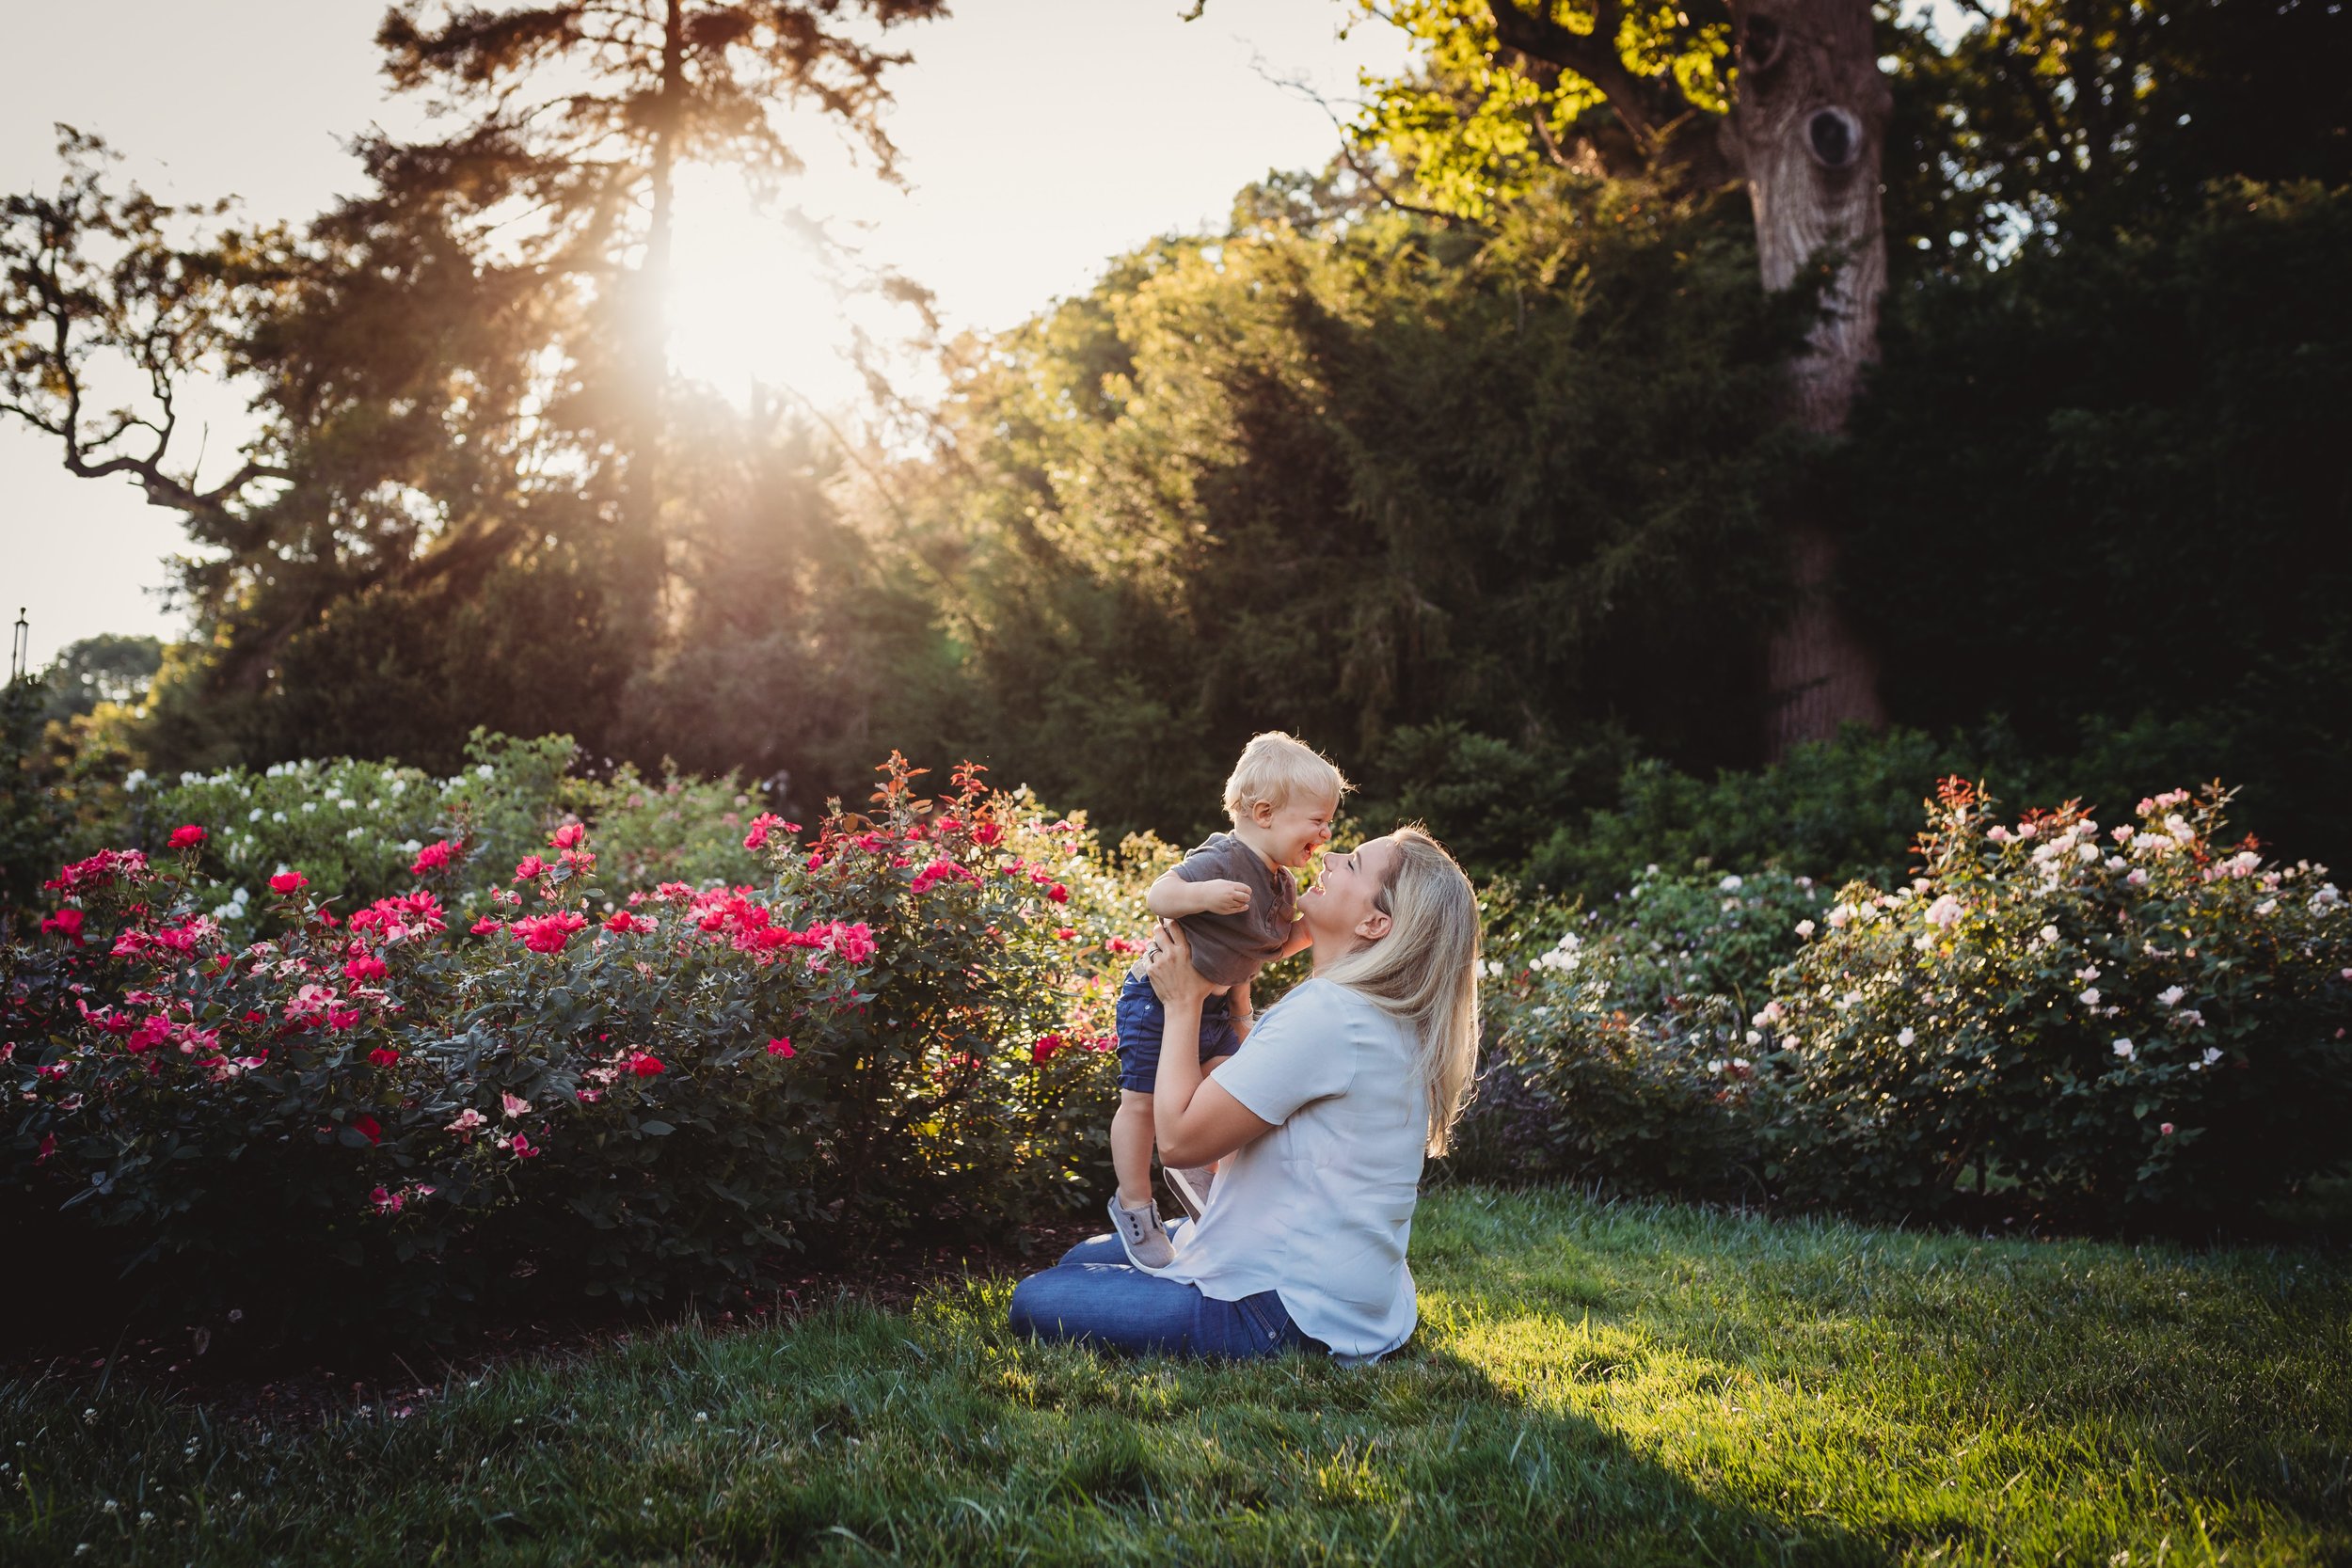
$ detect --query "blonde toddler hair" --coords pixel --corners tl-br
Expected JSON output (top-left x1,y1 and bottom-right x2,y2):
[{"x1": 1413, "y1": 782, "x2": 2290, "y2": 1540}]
[{"x1": 1222, "y1": 731, "x2": 1351, "y2": 825}]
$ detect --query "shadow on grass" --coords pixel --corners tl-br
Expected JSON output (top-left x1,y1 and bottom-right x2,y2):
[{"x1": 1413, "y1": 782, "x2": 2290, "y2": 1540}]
[{"x1": 3, "y1": 1186, "x2": 2345, "y2": 1565}]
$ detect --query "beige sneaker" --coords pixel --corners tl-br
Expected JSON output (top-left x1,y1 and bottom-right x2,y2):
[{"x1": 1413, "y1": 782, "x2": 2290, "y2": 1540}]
[
  {"x1": 1106, "y1": 1193, "x2": 1175, "y2": 1270},
  {"x1": 1165, "y1": 1164, "x2": 1216, "y2": 1221}
]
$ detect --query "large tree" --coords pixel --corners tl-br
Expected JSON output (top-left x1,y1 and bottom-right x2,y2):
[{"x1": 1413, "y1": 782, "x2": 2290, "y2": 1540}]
[
  {"x1": 370, "y1": 0, "x2": 945, "y2": 634},
  {"x1": 1341, "y1": 0, "x2": 1895, "y2": 752},
  {"x1": 1335, "y1": 0, "x2": 2349, "y2": 753},
  {"x1": 1, "y1": 2, "x2": 942, "y2": 766}
]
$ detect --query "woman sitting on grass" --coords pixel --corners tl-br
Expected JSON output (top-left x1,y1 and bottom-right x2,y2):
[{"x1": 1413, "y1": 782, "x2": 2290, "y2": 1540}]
[{"x1": 1009, "y1": 827, "x2": 1481, "y2": 1362}]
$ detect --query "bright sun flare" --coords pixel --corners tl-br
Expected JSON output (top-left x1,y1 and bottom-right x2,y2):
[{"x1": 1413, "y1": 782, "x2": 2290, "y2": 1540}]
[{"x1": 663, "y1": 167, "x2": 866, "y2": 412}]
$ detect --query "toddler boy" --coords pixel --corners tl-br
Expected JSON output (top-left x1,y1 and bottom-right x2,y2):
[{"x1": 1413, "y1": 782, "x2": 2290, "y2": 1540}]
[{"x1": 1105, "y1": 732, "x2": 1348, "y2": 1268}]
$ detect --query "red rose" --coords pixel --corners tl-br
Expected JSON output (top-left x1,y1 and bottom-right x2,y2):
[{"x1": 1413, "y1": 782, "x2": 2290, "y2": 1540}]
[
  {"x1": 368, "y1": 1047, "x2": 401, "y2": 1067},
  {"x1": 167, "y1": 824, "x2": 206, "y2": 849},
  {"x1": 40, "y1": 907, "x2": 85, "y2": 943},
  {"x1": 628, "y1": 1053, "x2": 664, "y2": 1077},
  {"x1": 352, "y1": 1114, "x2": 383, "y2": 1145},
  {"x1": 410, "y1": 839, "x2": 460, "y2": 877},
  {"x1": 766, "y1": 1037, "x2": 795, "y2": 1058},
  {"x1": 1047, "y1": 883, "x2": 1070, "y2": 904},
  {"x1": 550, "y1": 822, "x2": 586, "y2": 850},
  {"x1": 343, "y1": 955, "x2": 388, "y2": 983},
  {"x1": 269, "y1": 871, "x2": 309, "y2": 895},
  {"x1": 512, "y1": 911, "x2": 587, "y2": 954},
  {"x1": 513, "y1": 855, "x2": 548, "y2": 881}
]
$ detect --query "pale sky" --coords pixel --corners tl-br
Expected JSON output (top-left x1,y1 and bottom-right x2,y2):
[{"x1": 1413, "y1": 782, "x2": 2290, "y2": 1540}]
[{"x1": 0, "y1": 0, "x2": 1408, "y2": 668}]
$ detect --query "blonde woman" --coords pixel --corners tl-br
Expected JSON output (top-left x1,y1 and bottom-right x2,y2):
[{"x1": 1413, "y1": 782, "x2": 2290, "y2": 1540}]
[{"x1": 1009, "y1": 828, "x2": 1482, "y2": 1362}]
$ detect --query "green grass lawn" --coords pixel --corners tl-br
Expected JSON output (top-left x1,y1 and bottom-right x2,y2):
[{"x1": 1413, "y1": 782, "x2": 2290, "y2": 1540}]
[{"x1": 5, "y1": 1187, "x2": 2347, "y2": 1565}]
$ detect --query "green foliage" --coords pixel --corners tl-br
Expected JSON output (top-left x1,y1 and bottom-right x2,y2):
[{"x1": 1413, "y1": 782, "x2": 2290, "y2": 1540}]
[
  {"x1": 1354, "y1": 721, "x2": 1632, "y2": 882},
  {"x1": 1454, "y1": 868, "x2": 1823, "y2": 1195},
  {"x1": 119, "y1": 732, "x2": 577, "y2": 932},
  {"x1": 1529, "y1": 724, "x2": 1994, "y2": 899},
  {"x1": 1338, "y1": 0, "x2": 1731, "y2": 216},
  {"x1": 1466, "y1": 778, "x2": 2352, "y2": 1231},
  {"x1": 0, "y1": 678, "x2": 72, "y2": 933},
  {"x1": 35, "y1": 635, "x2": 162, "y2": 725},
  {"x1": 1837, "y1": 180, "x2": 2352, "y2": 873},
  {"x1": 1888, "y1": 0, "x2": 2352, "y2": 265},
  {"x1": 1762, "y1": 782, "x2": 2352, "y2": 1227},
  {"x1": 902, "y1": 172, "x2": 1800, "y2": 846},
  {"x1": 2, "y1": 756, "x2": 1134, "y2": 1331}
]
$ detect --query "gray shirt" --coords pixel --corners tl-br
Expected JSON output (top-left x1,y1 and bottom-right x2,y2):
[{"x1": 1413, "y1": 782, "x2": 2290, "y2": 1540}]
[{"x1": 1172, "y1": 832, "x2": 1297, "y2": 988}]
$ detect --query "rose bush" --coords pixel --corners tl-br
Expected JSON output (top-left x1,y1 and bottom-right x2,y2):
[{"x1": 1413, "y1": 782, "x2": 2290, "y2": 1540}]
[
  {"x1": 1758, "y1": 780, "x2": 2352, "y2": 1226},
  {"x1": 1453, "y1": 868, "x2": 1825, "y2": 1196},
  {"x1": 91, "y1": 731, "x2": 782, "y2": 942},
  {"x1": 3, "y1": 754, "x2": 1138, "y2": 1336}
]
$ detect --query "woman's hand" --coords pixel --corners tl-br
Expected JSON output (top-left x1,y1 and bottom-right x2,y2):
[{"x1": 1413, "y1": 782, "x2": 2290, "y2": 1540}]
[
  {"x1": 1142, "y1": 919, "x2": 1216, "y2": 1008},
  {"x1": 1143, "y1": 917, "x2": 1276, "y2": 1167}
]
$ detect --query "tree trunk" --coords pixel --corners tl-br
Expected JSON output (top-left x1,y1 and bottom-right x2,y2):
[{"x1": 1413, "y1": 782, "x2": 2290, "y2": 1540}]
[
  {"x1": 1722, "y1": 0, "x2": 1891, "y2": 753},
  {"x1": 619, "y1": 0, "x2": 689, "y2": 636}
]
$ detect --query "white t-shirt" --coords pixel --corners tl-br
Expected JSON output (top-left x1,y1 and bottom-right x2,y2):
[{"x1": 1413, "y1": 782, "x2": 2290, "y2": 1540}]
[{"x1": 1157, "y1": 976, "x2": 1429, "y2": 1362}]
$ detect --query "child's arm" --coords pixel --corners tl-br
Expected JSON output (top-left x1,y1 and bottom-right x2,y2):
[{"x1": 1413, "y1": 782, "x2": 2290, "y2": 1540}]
[
  {"x1": 1276, "y1": 918, "x2": 1313, "y2": 959},
  {"x1": 1146, "y1": 868, "x2": 1251, "y2": 919}
]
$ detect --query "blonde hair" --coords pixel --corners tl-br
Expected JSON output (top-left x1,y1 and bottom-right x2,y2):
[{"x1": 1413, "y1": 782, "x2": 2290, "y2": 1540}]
[
  {"x1": 1320, "y1": 826, "x2": 1483, "y2": 1156},
  {"x1": 1222, "y1": 731, "x2": 1350, "y2": 825}
]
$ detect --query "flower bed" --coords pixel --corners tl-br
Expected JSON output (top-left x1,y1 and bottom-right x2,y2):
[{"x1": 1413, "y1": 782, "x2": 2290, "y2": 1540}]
[
  {"x1": 1471, "y1": 782, "x2": 2352, "y2": 1228},
  {"x1": 1762, "y1": 780, "x2": 2352, "y2": 1225},
  {"x1": 4, "y1": 755, "x2": 1140, "y2": 1335},
  {"x1": 1453, "y1": 868, "x2": 1823, "y2": 1196}
]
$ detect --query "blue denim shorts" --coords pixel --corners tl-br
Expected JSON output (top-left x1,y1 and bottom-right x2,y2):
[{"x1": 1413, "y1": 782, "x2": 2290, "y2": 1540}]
[{"x1": 1114, "y1": 971, "x2": 1241, "y2": 1092}]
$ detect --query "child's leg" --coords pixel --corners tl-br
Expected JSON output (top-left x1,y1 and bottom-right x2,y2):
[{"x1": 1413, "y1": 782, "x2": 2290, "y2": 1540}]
[{"x1": 1111, "y1": 1089, "x2": 1156, "y2": 1208}]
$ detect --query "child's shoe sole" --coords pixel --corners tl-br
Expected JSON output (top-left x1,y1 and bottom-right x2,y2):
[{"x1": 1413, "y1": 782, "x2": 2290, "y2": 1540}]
[{"x1": 1164, "y1": 1164, "x2": 1215, "y2": 1221}]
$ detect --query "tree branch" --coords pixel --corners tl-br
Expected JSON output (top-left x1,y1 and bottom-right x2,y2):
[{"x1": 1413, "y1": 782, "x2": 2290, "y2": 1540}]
[
  {"x1": 1251, "y1": 62, "x2": 1484, "y2": 227},
  {"x1": 1486, "y1": 0, "x2": 1672, "y2": 150}
]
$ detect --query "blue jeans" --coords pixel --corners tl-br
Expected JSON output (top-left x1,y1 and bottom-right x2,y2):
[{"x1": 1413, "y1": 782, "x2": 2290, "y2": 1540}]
[
  {"x1": 1115, "y1": 972, "x2": 1242, "y2": 1092},
  {"x1": 1009, "y1": 1231, "x2": 1327, "y2": 1358}
]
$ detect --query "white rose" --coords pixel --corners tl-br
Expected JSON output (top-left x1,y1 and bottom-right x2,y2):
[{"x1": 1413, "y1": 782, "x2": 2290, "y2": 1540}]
[
  {"x1": 2112, "y1": 1038, "x2": 2136, "y2": 1060},
  {"x1": 1897, "y1": 1026, "x2": 1915, "y2": 1047}
]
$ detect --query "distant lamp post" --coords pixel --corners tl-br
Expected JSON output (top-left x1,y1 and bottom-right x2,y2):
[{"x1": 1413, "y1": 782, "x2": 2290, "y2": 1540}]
[{"x1": 8, "y1": 608, "x2": 24, "y2": 684}]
